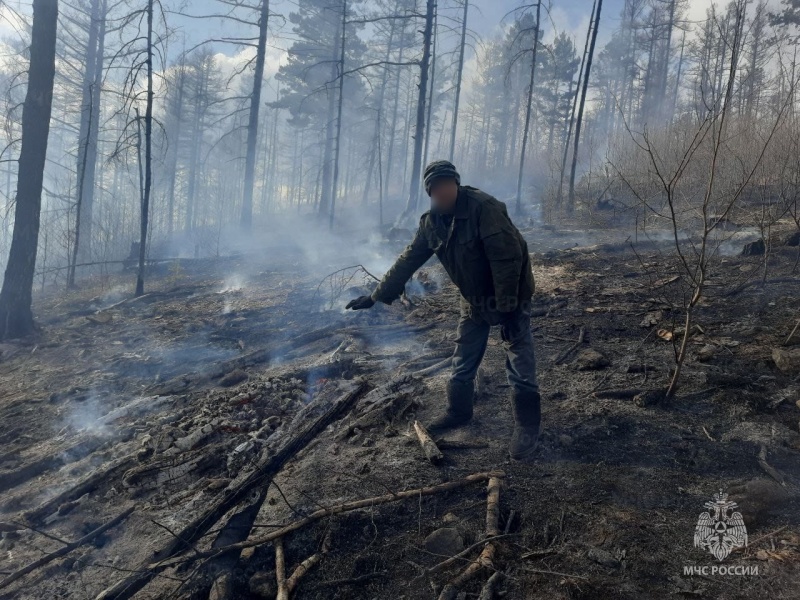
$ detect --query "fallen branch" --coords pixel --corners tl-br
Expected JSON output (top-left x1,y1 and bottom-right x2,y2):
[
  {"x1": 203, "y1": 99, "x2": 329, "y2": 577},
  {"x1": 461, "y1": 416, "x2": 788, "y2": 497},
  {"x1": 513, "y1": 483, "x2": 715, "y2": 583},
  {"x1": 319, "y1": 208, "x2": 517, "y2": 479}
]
[
  {"x1": 0, "y1": 506, "x2": 135, "y2": 591},
  {"x1": 275, "y1": 538, "x2": 288, "y2": 600},
  {"x1": 554, "y1": 327, "x2": 585, "y2": 365},
  {"x1": 785, "y1": 318, "x2": 800, "y2": 346},
  {"x1": 437, "y1": 474, "x2": 504, "y2": 600},
  {"x1": 758, "y1": 445, "x2": 786, "y2": 486},
  {"x1": 523, "y1": 566, "x2": 588, "y2": 580},
  {"x1": 413, "y1": 357, "x2": 452, "y2": 376},
  {"x1": 148, "y1": 470, "x2": 506, "y2": 573},
  {"x1": 414, "y1": 420, "x2": 444, "y2": 464},
  {"x1": 24, "y1": 454, "x2": 136, "y2": 523},
  {"x1": 412, "y1": 534, "x2": 517, "y2": 583},
  {"x1": 285, "y1": 529, "x2": 332, "y2": 593},
  {"x1": 96, "y1": 380, "x2": 368, "y2": 600},
  {"x1": 725, "y1": 277, "x2": 799, "y2": 297},
  {"x1": 479, "y1": 571, "x2": 504, "y2": 600},
  {"x1": 732, "y1": 525, "x2": 789, "y2": 553},
  {"x1": 591, "y1": 389, "x2": 642, "y2": 400}
]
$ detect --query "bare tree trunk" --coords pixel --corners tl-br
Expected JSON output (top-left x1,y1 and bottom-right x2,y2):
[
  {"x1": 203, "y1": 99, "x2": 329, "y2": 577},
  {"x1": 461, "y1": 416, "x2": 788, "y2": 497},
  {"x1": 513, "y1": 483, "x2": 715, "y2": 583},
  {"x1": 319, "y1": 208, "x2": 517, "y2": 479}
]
[
  {"x1": 135, "y1": 0, "x2": 154, "y2": 297},
  {"x1": 400, "y1": 0, "x2": 435, "y2": 223},
  {"x1": 329, "y1": 0, "x2": 347, "y2": 229},
  {"x1": 71, "y1": 0, "x2": 105, "y2": 281},
  {"x1": 558, "y1": 0, "x2": 595, "y2": 208},
  {"x1": 567, "y1": 0, "x2": 603, "y2": 214},
  {"x1": 241, "y1": 0, "x2": 270, "y2": 230},
  {"x1": 671, "y1": 30, "x2": 685, "y2": 121},
  {"x1": 449, "y1": 0, "x2": 469, "y2": 162},
  {"x1": 165, "y1": 57, "x2": 186, "y2": 236},
  {"x1": 0, "y1": 0, "x2": 58, "y2": 339},
  {"x1": 515, "y1": 1, "x2": 541, "y2": 215},
  {"x1": 361, "y1": 0, "x2": 399, "y2": 208},
  {"x1": 423, "y1": 3, "x2": 438, "y2": 168},
  {"x1": 384, "y1": 15, "x2": 407, "y2": 205}
]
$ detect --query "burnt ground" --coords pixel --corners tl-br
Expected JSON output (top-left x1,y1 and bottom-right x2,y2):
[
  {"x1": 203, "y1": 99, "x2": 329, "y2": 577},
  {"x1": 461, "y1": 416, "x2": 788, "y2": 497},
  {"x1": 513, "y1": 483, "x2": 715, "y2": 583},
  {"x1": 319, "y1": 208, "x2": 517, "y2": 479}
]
[{"x1": 0, "y1": 224, "x2": 799, "y2": 600}]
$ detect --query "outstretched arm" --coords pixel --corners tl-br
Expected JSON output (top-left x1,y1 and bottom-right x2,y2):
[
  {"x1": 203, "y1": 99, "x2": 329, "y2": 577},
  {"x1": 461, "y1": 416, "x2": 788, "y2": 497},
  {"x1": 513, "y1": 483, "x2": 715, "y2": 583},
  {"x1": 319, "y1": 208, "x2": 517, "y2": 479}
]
[
  {"x1": 479, "y1": 201, "x2": 524, "y2": 313},
  {"x1": 371, "y1": 217, "x2": 434, "y2": 305}
]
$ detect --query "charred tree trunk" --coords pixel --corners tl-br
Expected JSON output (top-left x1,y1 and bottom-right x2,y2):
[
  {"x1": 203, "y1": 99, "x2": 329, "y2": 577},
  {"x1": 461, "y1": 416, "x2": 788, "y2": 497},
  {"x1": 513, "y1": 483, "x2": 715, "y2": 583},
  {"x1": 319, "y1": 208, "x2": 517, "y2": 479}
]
[
  {"x1": 0, "y1": 0, "x2": 58, "y2": 339},
  {"x1": 329, "y1": 0, "x2": 347, "y2": 229},
  {"x1": 135, "y1": 0, "x2": 154, "y2": 297},
  {"x1": 399, "y1": 0, "x2": 435, "y2": 223},
  {"x1": 165, "y1": 58, "x2": 186, "y2": 236},
  {"x1": 567, "y1": 0, "x2": 602, "y2": 215},
  {"x1": 558, "y1": 0, "x2": 595, "y2": 208},
  {"x1": 515, "y1": 1, "x2": 541, "y2": 216},
  {"x1": 423, "y1": 3, "x2": 438, "y2": 168},
  {"x1": 449, "y1": 0, "x2": 468, "y2": 162},
  {"x1": 360, "y1": 0, "x2": 399, "y2": 209},
  {"x1": 241, "y1": 0, "x2": 270, "y2": 230},
  {"x1": 70, "y1": 0, "x2": 105, "y2": 283},
  {"x1": 384, "y1": 14, "x2": 408, "y2": 205}
]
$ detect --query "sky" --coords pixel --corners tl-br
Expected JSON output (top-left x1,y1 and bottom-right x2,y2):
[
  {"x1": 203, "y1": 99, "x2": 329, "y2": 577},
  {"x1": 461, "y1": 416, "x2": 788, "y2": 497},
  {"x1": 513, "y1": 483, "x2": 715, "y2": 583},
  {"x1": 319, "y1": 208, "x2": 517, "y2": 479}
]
[{"x1": 0, "y1": 0, "x2": 788, "y2": 101}]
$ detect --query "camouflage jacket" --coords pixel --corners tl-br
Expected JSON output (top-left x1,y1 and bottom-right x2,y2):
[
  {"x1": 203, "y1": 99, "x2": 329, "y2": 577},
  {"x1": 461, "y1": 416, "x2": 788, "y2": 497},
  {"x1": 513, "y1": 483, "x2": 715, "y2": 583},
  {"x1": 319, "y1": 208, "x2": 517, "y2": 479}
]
[{"x1": 371, "y1": 185, "x2": 535, "y2": 323}]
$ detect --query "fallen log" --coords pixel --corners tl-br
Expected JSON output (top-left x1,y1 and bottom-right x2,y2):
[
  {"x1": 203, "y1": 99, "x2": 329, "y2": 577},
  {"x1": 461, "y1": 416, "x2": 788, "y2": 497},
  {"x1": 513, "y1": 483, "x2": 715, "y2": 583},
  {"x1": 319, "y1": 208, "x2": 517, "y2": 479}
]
[
  {"x1": 0, "y1": 506, "x2": 134, "y2": 591},
  {"x1": 0, "y1": 435, "x2": 110, "y2": 493},
  {"x1": 414, "y1": 421, "x2": 444, "y2": 464},
  {"x1": 141, "y1": 470, "x2": 506, "y2": 574},
  {"x1": 95, "y1": 380, "x2": 368, "y2": 600},
  {"x1": 24, "y1": 454, "x2": 136, "y2": 523}
]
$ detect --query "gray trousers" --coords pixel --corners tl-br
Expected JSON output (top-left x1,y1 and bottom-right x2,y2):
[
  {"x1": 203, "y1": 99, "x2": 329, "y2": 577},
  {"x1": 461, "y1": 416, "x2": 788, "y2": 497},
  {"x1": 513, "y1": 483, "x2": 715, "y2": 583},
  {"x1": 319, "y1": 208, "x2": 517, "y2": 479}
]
[{"x1": 450, "y1": 302, "x2": 540, "y2": 395}]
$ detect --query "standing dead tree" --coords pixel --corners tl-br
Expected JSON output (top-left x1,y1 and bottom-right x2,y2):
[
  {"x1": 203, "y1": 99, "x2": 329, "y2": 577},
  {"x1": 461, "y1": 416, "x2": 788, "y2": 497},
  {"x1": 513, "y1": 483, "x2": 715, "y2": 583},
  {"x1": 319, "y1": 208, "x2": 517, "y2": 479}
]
[
  {"x1": 399, "y1": 0, "x2": 436, "y2": 223},
  {"x1": 0, "y1": 0, "x2": 58, "y2": 338}
]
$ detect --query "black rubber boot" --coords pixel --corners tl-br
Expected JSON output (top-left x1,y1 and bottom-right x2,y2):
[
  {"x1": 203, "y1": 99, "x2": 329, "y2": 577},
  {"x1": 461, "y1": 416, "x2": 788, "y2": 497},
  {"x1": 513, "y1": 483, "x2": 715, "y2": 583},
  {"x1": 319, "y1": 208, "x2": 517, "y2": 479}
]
[
  {"x1": 509, "y1": 388, "x2": 541, "y2": 462},
  {"x1": 427, "y1": 378, "x2": 474, "y2": 436}
]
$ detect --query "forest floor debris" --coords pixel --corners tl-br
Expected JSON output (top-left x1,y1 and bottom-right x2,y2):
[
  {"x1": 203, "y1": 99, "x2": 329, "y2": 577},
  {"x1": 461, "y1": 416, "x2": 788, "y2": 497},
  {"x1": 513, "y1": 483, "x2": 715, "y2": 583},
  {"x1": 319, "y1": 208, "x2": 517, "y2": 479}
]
[{"x1": 0, "y1": 226, "x2": 799, "y2": 599}]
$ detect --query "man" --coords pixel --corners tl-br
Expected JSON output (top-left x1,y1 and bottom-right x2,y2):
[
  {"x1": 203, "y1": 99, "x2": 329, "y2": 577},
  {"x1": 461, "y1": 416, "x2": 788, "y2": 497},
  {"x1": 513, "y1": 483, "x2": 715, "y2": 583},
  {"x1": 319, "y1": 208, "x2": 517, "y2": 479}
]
[{"x1": 346, "y1": 160, "x2": 541, "y2": 462}]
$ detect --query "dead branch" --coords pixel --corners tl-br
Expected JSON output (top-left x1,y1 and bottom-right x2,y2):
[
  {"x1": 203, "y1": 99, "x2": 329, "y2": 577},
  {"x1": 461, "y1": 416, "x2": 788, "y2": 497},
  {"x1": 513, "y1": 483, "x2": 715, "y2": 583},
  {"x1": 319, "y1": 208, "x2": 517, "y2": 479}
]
[
  {"x1": 591, "y1": 389, "x2": 643, "y2": 400},
  {"x1": 412, "y1": 534, "x2": 517, "y2": 584},
  {"x1": 147, "y1": 470, "x2": 506, "y2": 574},
  {"x1": 24, "y1": 454, "x2": 136, "y2": 523},
  {"x1": 275, "y1": 538, "x2": 288, "y2": 600},
  {"x1": 413, "y1": 357, "x2": 452, "y2": 376},
  {"x1": 414, "y1": 420, "x2": 444, "y2": 464},
  {"x1": 478, "y1": 571, "x2": 504, "y2": 600},
  {"x1": 554, "y1": 327, "x2": 585, "y2": 365},
  {"x1": 285, "y1": 529, "x2": 332, "y2": 593},
  {"x1": 0, "y1": 506, "x2": 135, "y2": 591},
  {"x1": 95, "y1": 380, "x2": 368, "y2": 600},
  {"x1": 785, "y1": 318, "x2": 800, "y2": 346},
  {"x1": 758, "y1": 445, "x2": 787, "y2": 486},
  {"x1": 437, "y1": 474, "x2": 504, "y2": 600}
]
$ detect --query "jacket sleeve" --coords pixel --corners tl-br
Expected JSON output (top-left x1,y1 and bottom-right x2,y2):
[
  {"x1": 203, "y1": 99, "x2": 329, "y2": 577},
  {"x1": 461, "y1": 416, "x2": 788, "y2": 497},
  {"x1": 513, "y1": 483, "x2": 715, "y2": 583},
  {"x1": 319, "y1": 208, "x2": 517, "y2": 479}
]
[
  {"x1": 479, "y1": 201, "x2": 524, "y2": 313},
  {"x1": 371, "y1": 216, "x2": 434, "y2": 305}
]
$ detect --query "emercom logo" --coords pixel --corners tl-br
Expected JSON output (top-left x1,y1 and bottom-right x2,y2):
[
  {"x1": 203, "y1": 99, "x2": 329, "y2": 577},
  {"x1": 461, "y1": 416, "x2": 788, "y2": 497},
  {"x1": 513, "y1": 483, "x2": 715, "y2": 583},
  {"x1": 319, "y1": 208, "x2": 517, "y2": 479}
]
[
  {"x1": 682, "y1": 489, "x2": 759, "y2": 577},
  {"x1": 693, "y1": 489, "x2": 748, "y2": 560}
]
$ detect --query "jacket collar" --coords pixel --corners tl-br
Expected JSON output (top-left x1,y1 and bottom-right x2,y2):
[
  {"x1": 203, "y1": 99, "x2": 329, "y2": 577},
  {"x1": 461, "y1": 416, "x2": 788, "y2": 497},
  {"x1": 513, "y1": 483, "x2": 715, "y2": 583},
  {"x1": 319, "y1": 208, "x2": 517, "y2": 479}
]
[{"x1": 453, "y1": 186, "x2": 470, "y2": 219}]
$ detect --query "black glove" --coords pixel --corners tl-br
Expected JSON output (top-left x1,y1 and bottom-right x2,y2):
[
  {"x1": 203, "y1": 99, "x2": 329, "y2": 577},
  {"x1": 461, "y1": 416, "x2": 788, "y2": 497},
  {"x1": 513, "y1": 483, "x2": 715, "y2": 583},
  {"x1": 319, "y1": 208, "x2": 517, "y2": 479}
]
[{"x1": 346, "y1": 295, "x2": 375, "y2": 310}]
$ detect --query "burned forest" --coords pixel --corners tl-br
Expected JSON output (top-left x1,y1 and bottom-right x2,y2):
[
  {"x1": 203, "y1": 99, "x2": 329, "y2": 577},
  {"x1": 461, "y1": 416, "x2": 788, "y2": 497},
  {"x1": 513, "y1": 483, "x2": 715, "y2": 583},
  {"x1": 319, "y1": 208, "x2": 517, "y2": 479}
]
[{"x1": 1, "y1": 0, "x2": 800, "y2": 598}]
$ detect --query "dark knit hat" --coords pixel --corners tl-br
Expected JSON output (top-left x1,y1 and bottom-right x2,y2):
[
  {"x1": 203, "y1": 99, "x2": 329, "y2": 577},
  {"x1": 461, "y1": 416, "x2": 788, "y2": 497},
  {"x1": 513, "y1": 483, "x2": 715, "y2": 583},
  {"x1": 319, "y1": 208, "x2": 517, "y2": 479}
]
[{"x1": 423, "y1": 160, "x2": 460, "y2": 196}]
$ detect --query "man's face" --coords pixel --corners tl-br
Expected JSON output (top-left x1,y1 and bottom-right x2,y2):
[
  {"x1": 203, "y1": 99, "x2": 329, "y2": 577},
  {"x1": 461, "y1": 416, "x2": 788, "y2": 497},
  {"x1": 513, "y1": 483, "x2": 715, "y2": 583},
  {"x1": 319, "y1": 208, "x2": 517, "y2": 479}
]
[{"x1": 429, "y1": 178, "x2": 459, "y2": 213}]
